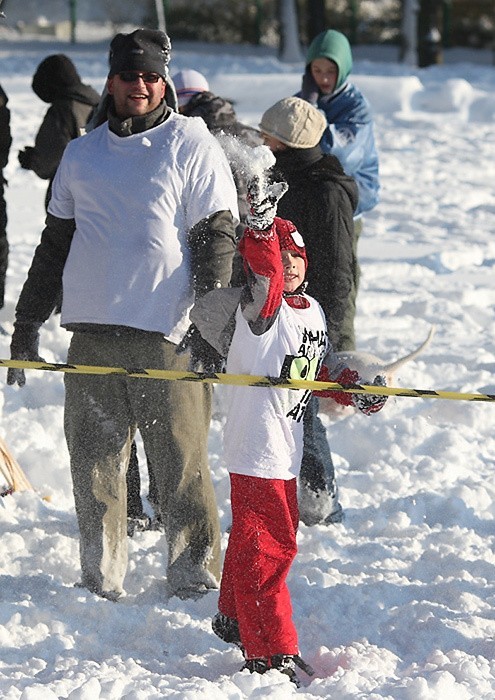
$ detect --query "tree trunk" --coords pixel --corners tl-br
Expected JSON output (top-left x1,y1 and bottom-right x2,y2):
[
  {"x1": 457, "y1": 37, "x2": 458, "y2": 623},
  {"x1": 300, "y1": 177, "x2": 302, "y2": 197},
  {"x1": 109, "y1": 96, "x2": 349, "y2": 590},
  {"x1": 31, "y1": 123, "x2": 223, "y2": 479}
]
[
  {"x1": 155, "y1": 0, "x2": 166, "y2": 32},
  {"x1": 417, "y1": 0, "x2": 443, "y2": 67},
  {"x1": 399, "y1": 0, "x2": 419, "y2": 65},
  {"x1": 279, "y1": 0, "x2": 304, "y2": 63},
  {"x1": 306, "y1": 0, "x2": 326, "y2": 43}
]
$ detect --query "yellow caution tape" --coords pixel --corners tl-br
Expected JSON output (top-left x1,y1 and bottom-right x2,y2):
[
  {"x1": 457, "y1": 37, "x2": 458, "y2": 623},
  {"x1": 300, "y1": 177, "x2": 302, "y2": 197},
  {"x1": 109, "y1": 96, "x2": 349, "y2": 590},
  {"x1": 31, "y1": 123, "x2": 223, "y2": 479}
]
[{"x1": 1, "y1": 358, "x2": 495, "y2": 402}]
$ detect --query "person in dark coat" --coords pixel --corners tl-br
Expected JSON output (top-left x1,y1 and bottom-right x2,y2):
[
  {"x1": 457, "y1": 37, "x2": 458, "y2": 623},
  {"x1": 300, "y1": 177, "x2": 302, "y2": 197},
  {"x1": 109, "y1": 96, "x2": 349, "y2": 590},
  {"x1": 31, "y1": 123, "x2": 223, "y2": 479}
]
[
  {"x1": 18, "y1": 55, "x2": 99, "y2": 315},
  {"x1": 259, "y1": 96, "x2": 359, "y2": 526},
  {"x1": 175, "y1": 69, "x2": 260, "y2": 145},
  {"x1": 18, "y1": 54, "x2": 100, "y2": 210},
  {"x1": 0, "y1": 83, "x2": 12, "y2": 311}
]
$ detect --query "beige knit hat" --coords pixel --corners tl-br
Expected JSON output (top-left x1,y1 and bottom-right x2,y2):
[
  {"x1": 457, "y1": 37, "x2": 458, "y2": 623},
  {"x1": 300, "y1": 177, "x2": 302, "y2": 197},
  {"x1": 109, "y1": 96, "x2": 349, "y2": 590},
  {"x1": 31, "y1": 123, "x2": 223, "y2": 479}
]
[{"x1": 259, "y1": 96, "x2": 326, "y2": 149}]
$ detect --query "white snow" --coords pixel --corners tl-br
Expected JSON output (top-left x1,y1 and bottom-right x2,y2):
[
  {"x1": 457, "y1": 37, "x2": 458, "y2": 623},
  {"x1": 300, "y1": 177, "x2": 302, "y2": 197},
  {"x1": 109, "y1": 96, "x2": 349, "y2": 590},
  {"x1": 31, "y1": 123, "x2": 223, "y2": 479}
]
[
  {"x1": 2, "y1": 31, "x2": 495, "y2": 699},
  {"x1": 215, "y1": 136, "x2": 275, "y2": 184}
]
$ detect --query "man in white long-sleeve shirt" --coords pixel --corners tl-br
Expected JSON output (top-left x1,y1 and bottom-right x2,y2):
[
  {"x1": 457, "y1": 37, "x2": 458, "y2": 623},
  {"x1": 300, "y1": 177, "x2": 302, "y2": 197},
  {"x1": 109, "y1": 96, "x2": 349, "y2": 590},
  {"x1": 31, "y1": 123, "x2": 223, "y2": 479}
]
[{"x1": 8, "y1": 28, "x2": 239, "y2": 601}]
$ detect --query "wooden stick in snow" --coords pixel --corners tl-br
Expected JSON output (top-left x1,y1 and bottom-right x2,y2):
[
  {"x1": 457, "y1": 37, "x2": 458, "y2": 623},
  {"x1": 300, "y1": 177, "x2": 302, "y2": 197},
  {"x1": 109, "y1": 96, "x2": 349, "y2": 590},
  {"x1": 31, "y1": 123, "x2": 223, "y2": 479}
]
[{"x1": 0, "y1": 436, "x2": 34, "y2": 495}]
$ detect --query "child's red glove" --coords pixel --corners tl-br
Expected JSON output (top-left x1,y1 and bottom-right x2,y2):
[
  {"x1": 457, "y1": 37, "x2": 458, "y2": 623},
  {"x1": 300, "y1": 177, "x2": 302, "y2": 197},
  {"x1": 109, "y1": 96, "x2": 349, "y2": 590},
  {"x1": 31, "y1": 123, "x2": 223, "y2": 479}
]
[
  {"x1": 314, "y1": 365, "x2": 359, "y2": 405},
  {"x1": 315, "y1": 365, "x2": 388, "y2": 415}
]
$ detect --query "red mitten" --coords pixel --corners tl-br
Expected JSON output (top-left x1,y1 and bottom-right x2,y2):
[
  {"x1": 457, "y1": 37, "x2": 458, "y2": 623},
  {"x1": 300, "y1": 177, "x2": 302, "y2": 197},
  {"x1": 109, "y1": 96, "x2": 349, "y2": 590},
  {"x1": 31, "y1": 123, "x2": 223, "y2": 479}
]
[{"x1": 314, "y1": 365, "x2": 359, "y2": 405}]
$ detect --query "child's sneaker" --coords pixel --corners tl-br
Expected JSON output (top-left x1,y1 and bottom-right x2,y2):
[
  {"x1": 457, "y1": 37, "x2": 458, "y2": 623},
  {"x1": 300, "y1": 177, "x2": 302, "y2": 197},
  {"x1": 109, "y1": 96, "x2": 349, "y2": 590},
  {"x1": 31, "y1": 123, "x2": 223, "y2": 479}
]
[
  {"x1": 271, "y1": 654, "x2": 315, "y2": 687},
  {"x1": 240, "y1": 653, "x2": 314, "y2": 686},
  {"x1": 241, "y1": 658, "x2": 269, "y2": 674},
  {"x1": 270, "y1": 654, "x2": 300, "y2": 686},
  {"x1": 212, "y1": 612, "x2": 243, "y2": 650}
]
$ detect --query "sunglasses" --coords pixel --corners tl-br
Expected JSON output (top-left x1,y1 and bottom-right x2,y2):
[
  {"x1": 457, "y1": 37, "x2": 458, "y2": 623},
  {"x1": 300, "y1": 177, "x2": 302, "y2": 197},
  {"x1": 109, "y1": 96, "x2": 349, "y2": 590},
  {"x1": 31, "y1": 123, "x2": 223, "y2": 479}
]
[{"x1": 118, "y1": 71, "x2": 162, "y2": 84}]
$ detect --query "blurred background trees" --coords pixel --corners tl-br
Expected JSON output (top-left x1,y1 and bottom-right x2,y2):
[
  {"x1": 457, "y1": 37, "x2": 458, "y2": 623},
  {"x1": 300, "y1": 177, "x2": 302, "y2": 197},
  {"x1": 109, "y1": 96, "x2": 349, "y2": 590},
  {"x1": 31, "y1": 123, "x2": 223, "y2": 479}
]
[
  {"x1": 158, "y1": 0, "x2": 494, "y2": 54},
  {"x1": 1, "y1": 1, "x2": 494, "y2": 62}
]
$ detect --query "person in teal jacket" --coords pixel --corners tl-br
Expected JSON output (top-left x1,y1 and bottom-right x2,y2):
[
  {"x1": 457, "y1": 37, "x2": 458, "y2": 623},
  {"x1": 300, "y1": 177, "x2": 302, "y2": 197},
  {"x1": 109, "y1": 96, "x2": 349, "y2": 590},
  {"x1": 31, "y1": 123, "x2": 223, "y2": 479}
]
[{"x1": 298, "y1": 29, "x2": 379, "y2": 222}]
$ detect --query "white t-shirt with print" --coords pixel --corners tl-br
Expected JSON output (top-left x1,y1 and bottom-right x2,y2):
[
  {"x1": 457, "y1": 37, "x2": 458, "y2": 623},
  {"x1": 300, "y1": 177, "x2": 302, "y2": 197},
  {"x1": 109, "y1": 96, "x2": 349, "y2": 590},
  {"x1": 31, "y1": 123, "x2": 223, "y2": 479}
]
[{"x1": 223, "y1": 297, "x2": 328, "y2": 480}]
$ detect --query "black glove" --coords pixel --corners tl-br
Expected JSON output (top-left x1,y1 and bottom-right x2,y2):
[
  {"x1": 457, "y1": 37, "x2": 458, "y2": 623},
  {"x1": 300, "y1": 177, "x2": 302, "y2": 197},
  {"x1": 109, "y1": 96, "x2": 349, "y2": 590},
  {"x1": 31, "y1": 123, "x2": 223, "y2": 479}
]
[
  {"x1": 246, "y1": 175, "x2": 288, "y2": 232},
  {"x1": 7, "y1": 321, "x2": 44, "y2": 387},
  {"x1": 352, "y1": 375, "x2": 388, "y2": 415},
  {"x1": 176, "y1": 324, "x2": 224, "y2": 373},
  {"x1": 18, "y1": 147, "x2": 34, "y2": 170},
  {"x1": 300, "y1": 71, "x2": 319, "y2": 104}
]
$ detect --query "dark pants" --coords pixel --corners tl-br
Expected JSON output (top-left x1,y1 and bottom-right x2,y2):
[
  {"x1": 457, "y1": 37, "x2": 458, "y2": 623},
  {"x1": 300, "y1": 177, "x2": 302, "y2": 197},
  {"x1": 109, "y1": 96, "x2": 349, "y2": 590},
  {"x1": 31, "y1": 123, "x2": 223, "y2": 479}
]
[
  {"x1": 0, "y1": 179, "x2": 8, "y2": 309},
  {"x1": 298, "y1": 388, "x2": 342, "y2": 526},
  {"x1": 300, "y1": 395, "x2": 336, "y2": 493},
  {"x1": 126, "y1": 439, "x2": 159, "y2": 518},
  {"x1": 337, "y1": 217, "x2": 363, "y2": 352}
]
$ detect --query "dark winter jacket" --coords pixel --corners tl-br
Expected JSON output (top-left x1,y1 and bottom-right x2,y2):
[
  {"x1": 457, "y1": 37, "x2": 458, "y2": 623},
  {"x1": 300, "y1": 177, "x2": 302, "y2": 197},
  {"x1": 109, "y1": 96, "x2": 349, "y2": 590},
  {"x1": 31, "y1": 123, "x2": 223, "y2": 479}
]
[
  {"x1": 181, "y1": 91, "x2": 262, "y2": 231},
  {"x1": 14, "y1": 101, "x2": 236, "y2": 333},
  {"x1": 181, "y1": 91, "x2": 260, "y2": 144},
  {"x1": 0, "y1": 83, "x2": 11, "y2": 303},
  {"x1": 19, "y1": 55, "x2": 100, "y2": 200},
  {"x1": 0, "y1": 84, "x2": 12, "y2": 172},
  {"x1": 272, "y1": 146, "x2": 359, "y2": 348}
]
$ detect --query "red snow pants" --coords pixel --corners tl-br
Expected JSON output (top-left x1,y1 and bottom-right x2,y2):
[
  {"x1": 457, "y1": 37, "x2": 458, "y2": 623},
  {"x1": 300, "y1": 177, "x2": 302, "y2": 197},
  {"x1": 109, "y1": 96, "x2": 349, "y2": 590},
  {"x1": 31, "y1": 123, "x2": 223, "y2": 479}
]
[{"x1": 218, "y1": 473, "x2": 299, "y2": 659}]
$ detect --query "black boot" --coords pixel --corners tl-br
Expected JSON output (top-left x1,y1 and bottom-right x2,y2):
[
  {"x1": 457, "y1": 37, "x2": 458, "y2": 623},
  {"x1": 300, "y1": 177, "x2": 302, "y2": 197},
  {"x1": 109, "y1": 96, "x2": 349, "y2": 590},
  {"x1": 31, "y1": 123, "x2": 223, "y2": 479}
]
[
  {"x1": 242, "y1": 658, "x2": 269, "y2": 674},
  {"x1": 270, "y1": 654, "x2": 300, "y2": 686},
  {"x1": 270, "y1": 653, "x2": 315, "y2": 687},
  {"x1": 212, "y1": 612, "x2": 243, "y2": 650}
]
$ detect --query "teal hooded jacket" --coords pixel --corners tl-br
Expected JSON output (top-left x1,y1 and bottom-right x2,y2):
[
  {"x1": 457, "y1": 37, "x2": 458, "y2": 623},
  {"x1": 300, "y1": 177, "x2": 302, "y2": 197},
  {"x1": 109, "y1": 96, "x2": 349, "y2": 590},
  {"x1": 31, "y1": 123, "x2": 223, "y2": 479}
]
[{"x1": 298, "y1": 30, "x2": 379, "y2": 216}]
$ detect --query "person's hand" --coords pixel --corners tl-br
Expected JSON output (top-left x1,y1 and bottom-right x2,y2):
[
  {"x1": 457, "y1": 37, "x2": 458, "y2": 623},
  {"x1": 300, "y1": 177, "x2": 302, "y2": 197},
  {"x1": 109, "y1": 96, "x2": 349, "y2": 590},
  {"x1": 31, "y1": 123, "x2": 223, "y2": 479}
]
[
  {"x1": 315, "y1": 365, "x2": 359, "y2": 404},
  {"x1": 7, "y1": 322, "x2": 44, "y2": 387},
  {"x1": 315, "y1": 366, "x2": 387, "y2": 414},
  {"x1": 246, "y1": 175, "x2": 288, "y2": 232},
  {"x1": 18, "y1": 147, "x2": 34, "y2": 170},
  {"x1": 352, "y1": 375, "x2": 388, "y2": 415},
  {"x1": 176, "y1": 324, "x2": 224, "y2": 373}
]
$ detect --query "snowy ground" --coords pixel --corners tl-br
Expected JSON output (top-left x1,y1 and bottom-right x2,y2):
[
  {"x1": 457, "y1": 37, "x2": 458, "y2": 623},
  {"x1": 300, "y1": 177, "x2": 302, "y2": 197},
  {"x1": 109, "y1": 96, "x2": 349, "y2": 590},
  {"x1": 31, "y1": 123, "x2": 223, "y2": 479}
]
[{"x1": 1, "y1": 30, "x2": 495, "y2": 699}]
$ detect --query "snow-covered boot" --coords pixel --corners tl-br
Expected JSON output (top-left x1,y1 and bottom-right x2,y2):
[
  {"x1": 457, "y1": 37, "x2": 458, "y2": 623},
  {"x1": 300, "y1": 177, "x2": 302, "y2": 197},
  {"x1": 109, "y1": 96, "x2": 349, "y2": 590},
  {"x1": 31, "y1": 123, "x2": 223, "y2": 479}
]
[
  {"x1": 299, "y1": 480, "x2": 344, "y2": 525},
  {"x1": 324, "y1": 499, "x2": 344, "y2": 524},
  {"x1": 126, "y1": 514, "x2": 152, "y2": 537}
]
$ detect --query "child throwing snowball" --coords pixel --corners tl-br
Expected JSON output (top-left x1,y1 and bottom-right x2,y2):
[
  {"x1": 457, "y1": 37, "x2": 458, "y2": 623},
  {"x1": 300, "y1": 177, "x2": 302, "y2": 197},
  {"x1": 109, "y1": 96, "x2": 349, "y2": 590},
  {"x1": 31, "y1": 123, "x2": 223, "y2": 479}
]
[{"x1": 189, "y1": 162, "x2": 388, "y2": 685}]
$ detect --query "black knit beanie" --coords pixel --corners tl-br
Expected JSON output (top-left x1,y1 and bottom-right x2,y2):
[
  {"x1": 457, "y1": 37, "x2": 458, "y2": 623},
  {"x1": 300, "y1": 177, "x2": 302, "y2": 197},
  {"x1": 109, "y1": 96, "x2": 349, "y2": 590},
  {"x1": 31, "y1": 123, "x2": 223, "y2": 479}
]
[
  {"x1": 108, "y1": 29, "x2": 171, "y2": 79},
  {"x1": 32, "y1": 54, "x2": 81, "y2": 103}
]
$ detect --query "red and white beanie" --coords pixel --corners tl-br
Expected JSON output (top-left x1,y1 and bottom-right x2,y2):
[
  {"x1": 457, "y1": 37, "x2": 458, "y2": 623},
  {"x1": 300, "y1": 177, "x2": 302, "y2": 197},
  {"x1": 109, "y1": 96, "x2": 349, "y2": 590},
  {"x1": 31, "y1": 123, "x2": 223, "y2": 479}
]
[{"x1": 275, "y1": 217, "x2": 308, "y2": 270}]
